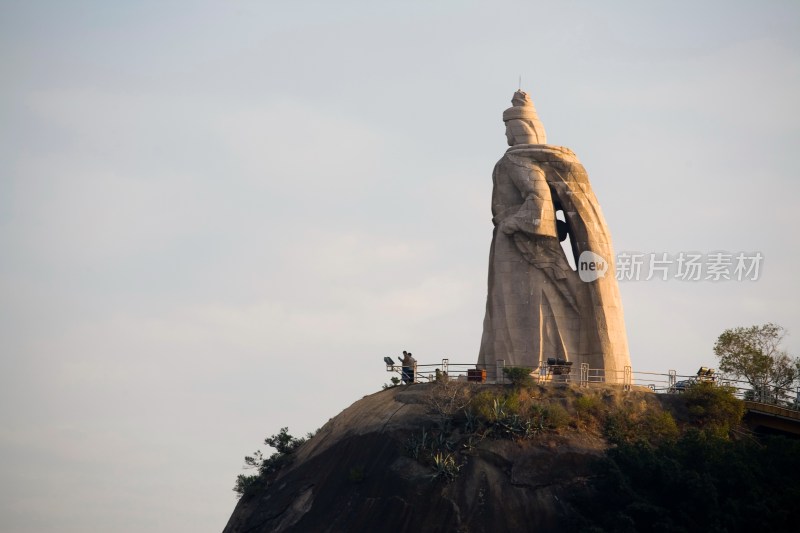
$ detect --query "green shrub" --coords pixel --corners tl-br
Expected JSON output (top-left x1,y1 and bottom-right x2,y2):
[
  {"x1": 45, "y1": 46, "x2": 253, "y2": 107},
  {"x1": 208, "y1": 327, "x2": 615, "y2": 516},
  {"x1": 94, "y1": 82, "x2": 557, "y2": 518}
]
[
  {"x1": 466, "y1": 388, "x2": 567, "y2": 439},
  {"x1": 575, "y1": 394, "x2": 602, "y2": 421},
  {"x1": 682, "y1": 382, "x2": 744, "y2": 437},
  {"x1": 501, "y1": 392, "x2": 521, "y2": 416},
  {"x1": 604, "y1": 405, "x2": 678, "y2": 446},
  {"x1": 642, "y1": 410, "x2": 679, "y2": 442},
  {"x1": 470, "y1": 390, "x2": 499, "y2": 420},
  {"x1": 502, "y1": 366, "x2": 535, "y2": 388},
  {"x1": 382, "y1": 376, "x2": 401, "y2": 389},
  {"x1": 543, "y1": 402, "x2": 571, "y2": 429},
  {"x1": 603, "y1": 406, "x2": 636, "y2": 445}
]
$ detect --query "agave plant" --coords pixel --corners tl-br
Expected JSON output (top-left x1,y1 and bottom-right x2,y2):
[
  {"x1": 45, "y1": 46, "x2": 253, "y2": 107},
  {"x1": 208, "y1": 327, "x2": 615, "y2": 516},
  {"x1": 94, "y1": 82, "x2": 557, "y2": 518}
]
[
  {"x1": 463, "y1": 409, "x2": 478, "y2": 433},
  {"x1": 432, "y1": 452, "x2": 461, "y2": 481},
  {"x1": 404, "y1": 428, "x2": 429, "y2": 459},
  {"x1": 431, "y1": 431, "x2": 454, "y2": 452},
  {"x1": 491, "y1": 398, "x2": 507, "y2": 421}
]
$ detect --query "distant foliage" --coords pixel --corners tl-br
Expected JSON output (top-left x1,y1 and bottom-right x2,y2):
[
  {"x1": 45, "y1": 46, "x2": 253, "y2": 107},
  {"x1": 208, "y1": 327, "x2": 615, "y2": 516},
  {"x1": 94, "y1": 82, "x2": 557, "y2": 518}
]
[
  {"x1": 233, "y1": 427, "x2": 307, "y2": 498},
  {"x1": 574, "y1": 432, "x2": 800, "y2": 532},
  {"x1": 682, "y1": 382, "x2": 745, "y2": 437},
  {"x1": 714, "y1": 322, "x2": 800, "y2": 405},
  {"x1": 570, "y1": 384, "x2": 786, "y2": 531}
]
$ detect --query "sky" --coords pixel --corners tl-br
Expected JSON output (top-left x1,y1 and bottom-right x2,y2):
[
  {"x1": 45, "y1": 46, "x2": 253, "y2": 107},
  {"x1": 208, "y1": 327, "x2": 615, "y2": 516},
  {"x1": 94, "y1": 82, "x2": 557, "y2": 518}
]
[{"x1": 1, "y1": 1, "x2": 798, "y2": 531}]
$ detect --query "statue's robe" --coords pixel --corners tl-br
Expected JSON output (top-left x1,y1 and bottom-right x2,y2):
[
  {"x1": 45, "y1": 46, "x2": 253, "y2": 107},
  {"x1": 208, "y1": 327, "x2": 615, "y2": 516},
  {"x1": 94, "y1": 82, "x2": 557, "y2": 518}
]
[{"x1": 477, "y1": 145, "x2": 630, "y2": 382}]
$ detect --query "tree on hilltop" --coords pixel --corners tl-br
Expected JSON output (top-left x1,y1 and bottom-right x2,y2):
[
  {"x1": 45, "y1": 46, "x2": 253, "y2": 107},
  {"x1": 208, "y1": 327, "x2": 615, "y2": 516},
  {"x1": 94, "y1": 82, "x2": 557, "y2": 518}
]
[{"x1": 713, "y1": 323, "x2": 799, "y2": 405}]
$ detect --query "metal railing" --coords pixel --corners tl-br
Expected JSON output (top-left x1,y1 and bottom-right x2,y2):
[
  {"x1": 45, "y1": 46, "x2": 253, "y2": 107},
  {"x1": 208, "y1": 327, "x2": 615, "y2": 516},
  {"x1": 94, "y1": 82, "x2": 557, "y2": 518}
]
[
  {"x1": 384, "y1": 358, "x2": 800, "y2": 411},
  {"x1": 385, "y1": 358, "x2": 633, "y2": 387}
]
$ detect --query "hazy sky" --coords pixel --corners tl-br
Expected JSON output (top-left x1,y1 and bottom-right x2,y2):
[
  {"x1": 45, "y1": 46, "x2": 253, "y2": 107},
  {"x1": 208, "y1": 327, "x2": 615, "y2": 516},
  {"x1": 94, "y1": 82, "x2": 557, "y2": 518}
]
[{"x1": 1, "y1": 1, "x2": 798, "y2": 531}]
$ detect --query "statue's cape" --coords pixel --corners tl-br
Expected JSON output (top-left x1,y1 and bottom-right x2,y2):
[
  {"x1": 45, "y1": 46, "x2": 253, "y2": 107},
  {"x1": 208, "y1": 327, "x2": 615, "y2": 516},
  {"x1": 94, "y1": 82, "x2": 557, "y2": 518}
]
[{"x1": 505, "y1": 144, "x2": 630, "y2": 375}]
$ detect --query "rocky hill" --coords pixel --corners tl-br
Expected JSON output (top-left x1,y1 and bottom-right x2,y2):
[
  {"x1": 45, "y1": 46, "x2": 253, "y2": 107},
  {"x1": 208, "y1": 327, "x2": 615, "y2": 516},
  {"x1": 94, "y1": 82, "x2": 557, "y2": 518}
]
[{"x1": 222, "y1": 381, "x2": 674, "y2": 532}]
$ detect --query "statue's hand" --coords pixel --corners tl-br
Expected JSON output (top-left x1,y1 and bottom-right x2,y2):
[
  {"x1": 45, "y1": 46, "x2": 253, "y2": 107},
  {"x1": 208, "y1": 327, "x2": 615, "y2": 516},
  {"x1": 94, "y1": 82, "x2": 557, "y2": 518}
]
[{"x1": 500, "y1": 219, "x2": 520, "y2": 235}]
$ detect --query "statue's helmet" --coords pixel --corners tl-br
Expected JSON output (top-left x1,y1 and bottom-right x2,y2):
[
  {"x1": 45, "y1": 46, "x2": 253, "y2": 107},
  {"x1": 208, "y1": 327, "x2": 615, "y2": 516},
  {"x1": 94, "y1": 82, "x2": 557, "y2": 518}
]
[{"x1": 503, "y1": 90, "x2": 547, "y2": 145}]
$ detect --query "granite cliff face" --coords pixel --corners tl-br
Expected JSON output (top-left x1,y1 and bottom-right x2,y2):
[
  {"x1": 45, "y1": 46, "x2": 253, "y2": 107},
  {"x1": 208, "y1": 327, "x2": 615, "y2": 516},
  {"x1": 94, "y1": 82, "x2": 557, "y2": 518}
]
[{"x1": 222, "y1": 383, "x2": 656, "y2": 533}]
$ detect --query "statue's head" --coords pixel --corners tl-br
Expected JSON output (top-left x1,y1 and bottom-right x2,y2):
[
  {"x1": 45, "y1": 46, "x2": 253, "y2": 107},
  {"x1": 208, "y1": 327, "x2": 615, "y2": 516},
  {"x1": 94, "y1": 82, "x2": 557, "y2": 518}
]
[{"x1": 503, "y1": 90, "x2": 547, "y2": 146}]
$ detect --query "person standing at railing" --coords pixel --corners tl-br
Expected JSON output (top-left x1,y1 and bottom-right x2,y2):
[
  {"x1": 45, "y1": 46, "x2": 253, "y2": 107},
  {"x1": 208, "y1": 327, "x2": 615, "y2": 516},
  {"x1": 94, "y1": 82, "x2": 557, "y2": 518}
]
[{"x1": 401, "y1": 351, "x2": 416, "y2": 384}]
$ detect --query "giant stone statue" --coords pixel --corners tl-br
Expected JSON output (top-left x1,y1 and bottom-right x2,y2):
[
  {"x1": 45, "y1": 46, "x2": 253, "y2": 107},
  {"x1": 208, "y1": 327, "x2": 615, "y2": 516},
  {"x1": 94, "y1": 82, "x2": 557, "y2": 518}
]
[{"x1": 477, "y1": 90, "x2": 631, "y2": 382}]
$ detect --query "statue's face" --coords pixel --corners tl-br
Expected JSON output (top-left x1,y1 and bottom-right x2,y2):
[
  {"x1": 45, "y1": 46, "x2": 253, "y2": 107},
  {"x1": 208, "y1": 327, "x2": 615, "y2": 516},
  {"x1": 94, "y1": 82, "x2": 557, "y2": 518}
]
[{"x1": 505, "y1": 123, "x2": 515, "y2": 146}]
